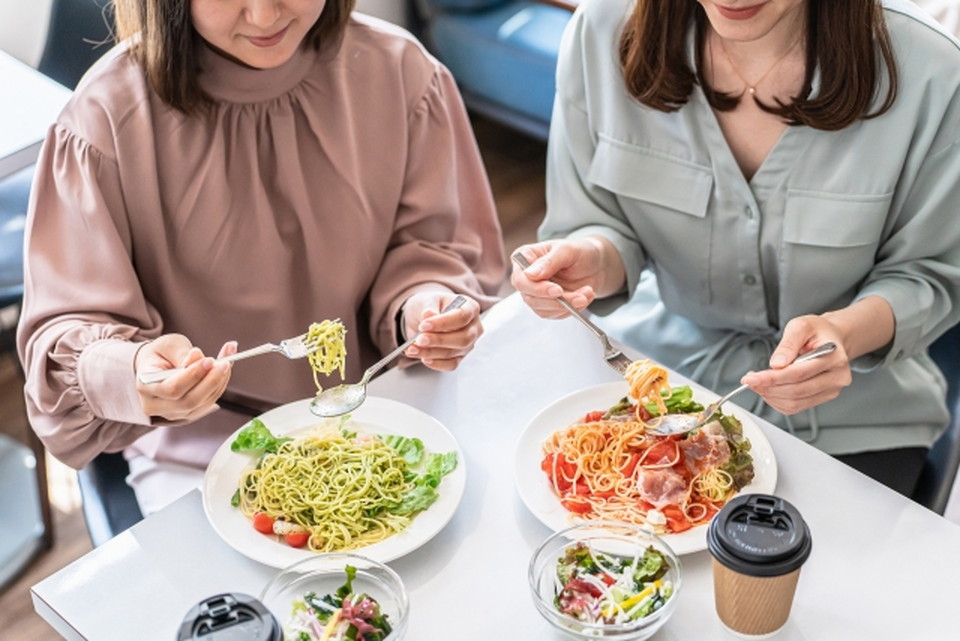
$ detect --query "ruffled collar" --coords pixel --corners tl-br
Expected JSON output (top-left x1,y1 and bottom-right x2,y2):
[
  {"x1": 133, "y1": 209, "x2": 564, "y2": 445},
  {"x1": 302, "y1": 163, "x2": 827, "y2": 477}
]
[{"x1": 196, "y1": 40, "x2": 319, "y2": 104}]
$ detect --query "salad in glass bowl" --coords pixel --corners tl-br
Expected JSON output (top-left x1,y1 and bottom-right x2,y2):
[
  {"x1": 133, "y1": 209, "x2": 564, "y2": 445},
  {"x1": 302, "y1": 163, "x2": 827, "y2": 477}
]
[
  {"x1": 528, "y1": 522, "x2": 681, "y2": 640},
  {"x1": 259, "y1": 553, "x2": 408, "y2": 641}
]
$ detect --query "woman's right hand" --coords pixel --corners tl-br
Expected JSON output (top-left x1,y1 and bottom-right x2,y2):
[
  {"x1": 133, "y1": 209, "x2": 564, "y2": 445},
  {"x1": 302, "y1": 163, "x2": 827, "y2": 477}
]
[
  {"x1": 510, "y1": 237, "x2": 625, "y2": 318},
  {"x1": 135, "y1": 334, "x2": 238, "y2": 422}
]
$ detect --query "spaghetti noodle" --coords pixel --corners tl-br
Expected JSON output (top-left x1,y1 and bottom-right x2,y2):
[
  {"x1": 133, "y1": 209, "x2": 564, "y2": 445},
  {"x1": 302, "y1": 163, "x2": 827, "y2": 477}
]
[
  {"x1": 624, "y1": 359, "x2": 671, "y2": 419},
  {"x1": 237, "y1": 424, "x2": 412, "y2": 552},
  {"x1": 304, "y1": 320, "x2": 347, "y2": 392},
  {"x1": 540, "y1": 363, "x2": 754, "y2": 534}
]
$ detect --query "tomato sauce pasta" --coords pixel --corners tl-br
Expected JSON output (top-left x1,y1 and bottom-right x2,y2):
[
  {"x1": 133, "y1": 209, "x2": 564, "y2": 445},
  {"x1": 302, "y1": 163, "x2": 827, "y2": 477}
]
[{"x1": 540, "y1": 361, "x2": 755, "y2": 534}]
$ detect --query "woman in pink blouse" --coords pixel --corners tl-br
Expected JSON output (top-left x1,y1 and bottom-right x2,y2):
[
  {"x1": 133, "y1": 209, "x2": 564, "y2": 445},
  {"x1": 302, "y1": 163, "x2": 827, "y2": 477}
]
[{"x1": 17, "y1": 0, "x2": 506, "y2": 512}]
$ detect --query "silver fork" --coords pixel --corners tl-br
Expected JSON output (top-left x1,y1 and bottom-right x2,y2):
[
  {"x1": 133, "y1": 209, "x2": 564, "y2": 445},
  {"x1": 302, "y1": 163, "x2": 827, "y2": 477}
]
[
  {"x1": 138, "y1": 332, "x2": 322, "y2": 385},
  {"x1": 512, "y1": 252, "x2": 633, "y2": 375}
]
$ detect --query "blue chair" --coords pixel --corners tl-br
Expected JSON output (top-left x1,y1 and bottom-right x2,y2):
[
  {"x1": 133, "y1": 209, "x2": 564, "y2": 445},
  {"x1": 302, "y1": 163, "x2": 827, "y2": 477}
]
[
  {"x1": 912, "y1": 323, "x2": 960, "y2": 514},
  {"x1": 411, "y1": 0, "x2": 573, "y2": 140}
]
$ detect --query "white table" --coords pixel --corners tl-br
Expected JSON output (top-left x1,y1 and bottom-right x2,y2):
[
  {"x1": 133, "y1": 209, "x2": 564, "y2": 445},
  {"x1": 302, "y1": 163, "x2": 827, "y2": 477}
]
[
  {"x1": 0, "y1": 49, "x2": 70, "y2": 179},
  {"x1": 31, "y1": 294, "x2": 960, "y2": 639}
]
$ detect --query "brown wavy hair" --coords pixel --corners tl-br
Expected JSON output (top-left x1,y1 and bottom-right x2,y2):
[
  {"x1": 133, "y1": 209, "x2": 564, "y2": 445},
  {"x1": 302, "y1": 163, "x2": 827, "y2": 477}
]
[
  {"x1": 113, "y1": 0, "x2": 357, "y2": 114},
  {"x1": 619, "y1": 0, "x2": 897, "y2": 130}
]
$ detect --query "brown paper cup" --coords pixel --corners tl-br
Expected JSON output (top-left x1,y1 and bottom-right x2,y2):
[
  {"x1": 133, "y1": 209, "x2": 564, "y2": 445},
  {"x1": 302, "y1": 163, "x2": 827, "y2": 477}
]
[{"x1": 712, "y1": 558, "x2": 801, "y2": 637}]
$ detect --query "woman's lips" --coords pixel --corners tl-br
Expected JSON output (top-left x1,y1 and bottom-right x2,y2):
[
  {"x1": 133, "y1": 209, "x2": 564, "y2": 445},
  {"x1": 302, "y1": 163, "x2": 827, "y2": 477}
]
[
  {"x1": 247, "y1": 26, "x2": 288, "y2": 48},
  {"x1": 715, "y1": 3, "x2": 765, "y2": 20}
]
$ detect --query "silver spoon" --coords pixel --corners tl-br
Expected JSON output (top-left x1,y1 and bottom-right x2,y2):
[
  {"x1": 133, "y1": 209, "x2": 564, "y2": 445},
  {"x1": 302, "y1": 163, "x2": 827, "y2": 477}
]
[
  {"x1": 647, "y1": 341, "x2": 838, "y2": 436},
  {"x1": 309, "y1": 295, "x2": 468, "y2": 417}
]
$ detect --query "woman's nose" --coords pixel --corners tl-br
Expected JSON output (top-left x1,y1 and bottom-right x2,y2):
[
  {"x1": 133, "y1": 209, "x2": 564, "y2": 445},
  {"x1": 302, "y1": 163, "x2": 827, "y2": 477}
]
[{"x1": 245, "y1": 0, "x2": 281, "y2": 28}]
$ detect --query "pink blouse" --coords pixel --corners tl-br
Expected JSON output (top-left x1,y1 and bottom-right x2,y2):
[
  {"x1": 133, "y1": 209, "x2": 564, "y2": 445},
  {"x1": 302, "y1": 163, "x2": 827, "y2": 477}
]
[{"x1": 17, "y1": 14, "x2": 506, "y2": 470}]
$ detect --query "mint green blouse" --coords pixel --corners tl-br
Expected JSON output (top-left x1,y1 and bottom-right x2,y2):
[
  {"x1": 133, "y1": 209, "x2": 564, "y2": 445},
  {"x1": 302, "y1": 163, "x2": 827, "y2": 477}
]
[{"x1": 543, "y1": 0, "x2": 960, "y2": 454}]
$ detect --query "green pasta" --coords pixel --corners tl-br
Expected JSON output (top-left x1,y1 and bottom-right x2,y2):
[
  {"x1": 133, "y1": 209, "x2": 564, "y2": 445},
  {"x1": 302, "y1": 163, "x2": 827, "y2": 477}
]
[{"x1": 238, "y1": 425, "x2": 413, "y2": 552}]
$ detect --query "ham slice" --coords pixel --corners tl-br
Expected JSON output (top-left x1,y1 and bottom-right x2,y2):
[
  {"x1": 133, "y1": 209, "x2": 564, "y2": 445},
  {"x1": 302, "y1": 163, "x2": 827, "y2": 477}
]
[
  {"x1": 637, "y1": 467, "x2": 689, "y2": 508},
  {"x1": 678, "y1": 421, "x2": 731, "y2": 476}
]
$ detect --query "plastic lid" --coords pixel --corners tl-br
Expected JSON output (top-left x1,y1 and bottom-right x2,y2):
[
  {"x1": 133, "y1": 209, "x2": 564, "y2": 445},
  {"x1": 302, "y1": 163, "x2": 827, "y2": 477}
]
[
  {"x1": 177, "y1": 593, "x2": 282, "y2": 641},
  {"x1": 707, "y1": 493, "x2": 812, "y2": 577}
]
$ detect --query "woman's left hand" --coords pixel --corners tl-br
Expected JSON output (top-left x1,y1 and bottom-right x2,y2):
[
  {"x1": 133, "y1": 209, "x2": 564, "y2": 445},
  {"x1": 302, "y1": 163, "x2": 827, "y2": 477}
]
[
  {"x1": 740, "y1": 315, "x2": 853, "y2": 415},
  {"x1": 399, "y1": 292, "x2": 483, "y2": 371}
]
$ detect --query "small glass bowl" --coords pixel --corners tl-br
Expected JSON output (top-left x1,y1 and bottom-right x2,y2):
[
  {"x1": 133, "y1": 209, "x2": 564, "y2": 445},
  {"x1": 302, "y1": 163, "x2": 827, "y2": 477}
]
[
  {"x1": 528, "y1": 522, "x2": 682, "y2": 640},
  {"x1": 260, "y1": 553, "x2": 409, "y2": 640}
]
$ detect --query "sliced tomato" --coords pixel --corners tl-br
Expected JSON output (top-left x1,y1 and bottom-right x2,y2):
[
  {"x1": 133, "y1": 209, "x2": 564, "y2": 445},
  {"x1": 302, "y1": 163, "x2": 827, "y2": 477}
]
[
  {"x1": 591, "y1": 489, "x2": 617, "y2": 499},
  {"x1": 571, "y1": 481, "x2": 592, "y2": 495},
  {"x1": 620, "y1": 452, "x2": 641, "y2": 478},
  {"x1": 542, "y1": 453, "x2": 580, "y2": 492},
  {"x1": 661, "y1": 505, "x2": 693, "y2": 533},
  {"x1": 643, "y1": 439, "x2": 678, "y2": 466},
  {"x1": 252, "y1": 512, "x2": 275, "y2": 535},
  {"x1": 561, "y1": 497, "x2": 593, "y2": 514},
  {"x1": 599, "y1": 573, "x2": 616, "y2": 586},
  {"x1": 284, "y1": 531, "x2": 309, "y2": 548},
  {"x1": 583, "y1": 410, "x2": 606, "y2": 423}
]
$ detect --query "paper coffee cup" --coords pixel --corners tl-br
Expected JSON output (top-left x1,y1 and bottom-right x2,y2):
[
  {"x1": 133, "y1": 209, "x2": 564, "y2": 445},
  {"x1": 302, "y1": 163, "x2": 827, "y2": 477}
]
[{"x1": 707, "y1": 494, "x2": 812, "y2": 638}]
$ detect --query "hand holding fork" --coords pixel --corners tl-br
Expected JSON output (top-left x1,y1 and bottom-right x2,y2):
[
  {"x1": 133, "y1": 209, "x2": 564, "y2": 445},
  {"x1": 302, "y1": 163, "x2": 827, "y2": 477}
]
[{"x1": 511, "y1": 251, "x2": 633, "y2": 374}]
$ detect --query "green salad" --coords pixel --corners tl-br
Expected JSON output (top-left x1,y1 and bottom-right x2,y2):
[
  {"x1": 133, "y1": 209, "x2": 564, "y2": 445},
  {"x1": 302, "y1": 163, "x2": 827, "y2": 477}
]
[{"x1": 553, "y1": 542, "x2": 674, "y2": 625}]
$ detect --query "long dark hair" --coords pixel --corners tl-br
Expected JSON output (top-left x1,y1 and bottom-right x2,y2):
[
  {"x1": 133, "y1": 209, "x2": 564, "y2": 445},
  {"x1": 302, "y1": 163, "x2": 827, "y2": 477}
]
[
  {"x1": 113, "y1": 0, "x2": 357, "y2": 114},
  {"x1": 619, "y1": 0, "x2": 897, "y2": 130}
]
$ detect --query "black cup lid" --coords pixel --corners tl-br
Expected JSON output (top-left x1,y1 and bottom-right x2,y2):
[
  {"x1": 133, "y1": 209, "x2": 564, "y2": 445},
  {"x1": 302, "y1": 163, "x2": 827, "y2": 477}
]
[
  {"x1": 177, "y1": 593, "x2": 281, "y2": 641},
  {"x1": 707, "y1": 493, "x2": 812, "y2": 577}
]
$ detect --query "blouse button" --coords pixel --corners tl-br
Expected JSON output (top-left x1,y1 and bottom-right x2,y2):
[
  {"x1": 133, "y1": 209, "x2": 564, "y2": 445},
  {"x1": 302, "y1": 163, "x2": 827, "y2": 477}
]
[
  {"x1": 742, "y1": 274, "x2": 757, "y2": 286},
  {"x1": 744, "y1": 205, "x2": 755, "y2": 219}
]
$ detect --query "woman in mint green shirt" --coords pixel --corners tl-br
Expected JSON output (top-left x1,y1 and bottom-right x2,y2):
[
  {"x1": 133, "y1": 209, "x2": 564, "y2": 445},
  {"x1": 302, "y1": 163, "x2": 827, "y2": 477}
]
[{"x1": 512, "y1": 0, "x2": 960, "y2": 495}]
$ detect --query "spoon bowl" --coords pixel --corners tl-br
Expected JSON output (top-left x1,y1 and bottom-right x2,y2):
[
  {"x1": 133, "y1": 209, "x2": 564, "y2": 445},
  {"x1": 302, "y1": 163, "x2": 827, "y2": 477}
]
[
  {"x1": 309, "y1": 383, "x2": 368, "y2": 417},
  {"x1": 309, "y1": 295, "x2": 467, "y2": 418},
  {"x1": 645, "y1": 342, "x2": 837, "y2": 436}
]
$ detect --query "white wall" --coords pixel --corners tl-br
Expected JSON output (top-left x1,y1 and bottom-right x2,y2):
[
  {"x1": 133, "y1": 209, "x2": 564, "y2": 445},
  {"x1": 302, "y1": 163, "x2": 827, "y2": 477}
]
[{"x1": 0, "y1": 0, "x2": 53, "y2": 67}]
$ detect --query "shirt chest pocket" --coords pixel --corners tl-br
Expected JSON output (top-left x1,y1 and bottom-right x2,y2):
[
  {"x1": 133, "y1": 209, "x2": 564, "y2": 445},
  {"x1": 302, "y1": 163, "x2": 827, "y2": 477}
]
[
  {"x1": 780, "y1": 190, "x2": 893, "y2": 313},
  {"x1": 588, "y1": 137, "x2": 715, "y2": 308}
]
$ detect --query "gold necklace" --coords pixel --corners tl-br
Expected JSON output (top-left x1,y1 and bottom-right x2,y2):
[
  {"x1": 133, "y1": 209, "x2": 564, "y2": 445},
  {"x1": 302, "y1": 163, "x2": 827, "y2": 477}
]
[{"x1": 716, "y1": 32, "x2": 803, "y2": 96}]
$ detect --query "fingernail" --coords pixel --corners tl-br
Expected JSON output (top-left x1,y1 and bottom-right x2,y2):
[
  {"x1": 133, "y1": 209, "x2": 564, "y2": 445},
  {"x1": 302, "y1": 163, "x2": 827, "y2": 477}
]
[
  {"x1": 419, "y1": 320, "x2": 434, "y2": 332},
  {"x1": 569, "y1": 295, "x2": 587, "y2": 308},
  {"x1": 406, "y1": 345, "x2": 420, "y2": 356},
  {"x1": 770, "y1": 355, "x2": 788, "y2": 368},
  {"x1": 415, "y1": 335, "x2": 429, "y2": 347}
]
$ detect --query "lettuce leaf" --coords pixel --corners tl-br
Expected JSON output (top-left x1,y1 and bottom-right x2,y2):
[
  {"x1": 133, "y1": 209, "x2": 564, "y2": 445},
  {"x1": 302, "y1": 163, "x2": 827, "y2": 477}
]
[{"x1": 229, "y1": 418, "x2": 291, "y2": 454}]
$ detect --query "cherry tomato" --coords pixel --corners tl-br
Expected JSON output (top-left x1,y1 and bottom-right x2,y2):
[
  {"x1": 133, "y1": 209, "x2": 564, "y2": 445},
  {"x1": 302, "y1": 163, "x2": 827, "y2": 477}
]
[
  {"x1": 583, "y1": 410, "x2": 605, "y2": 423},
  {"x1": 252, "y1": 512, "x2": 275, "y2": 534},
  {"x1": 285, "y1": 531, "x2": 309, "y2": 548}
]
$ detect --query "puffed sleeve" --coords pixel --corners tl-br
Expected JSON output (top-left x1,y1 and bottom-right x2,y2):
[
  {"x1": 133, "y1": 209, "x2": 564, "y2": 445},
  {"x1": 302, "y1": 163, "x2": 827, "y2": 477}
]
[
  {"x1": 17, "y1": 124, "x2": 166, "y2": 469},
  {"x1": 540, "y1": 7, "x2": 647, "y2": 308},
  {"x1": 368, "y1": 64, "x2": 507, "y2": 352}
]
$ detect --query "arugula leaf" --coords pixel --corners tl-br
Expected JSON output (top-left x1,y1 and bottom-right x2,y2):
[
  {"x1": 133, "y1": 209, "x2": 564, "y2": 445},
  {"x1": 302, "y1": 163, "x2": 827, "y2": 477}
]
[{"x1": 229, "y1": 418, "x2": 291, "y2": 454}]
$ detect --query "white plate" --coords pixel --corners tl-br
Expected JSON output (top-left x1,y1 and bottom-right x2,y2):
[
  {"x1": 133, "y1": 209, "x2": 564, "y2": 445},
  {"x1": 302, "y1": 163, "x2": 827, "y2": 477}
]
[
  {"x1": 203, "y1": 396, "x2": 466, "y2": 568},
  {"x1": 514, "y1": 382, "x2": 777, "y2": 555}
]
